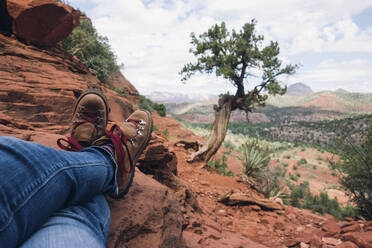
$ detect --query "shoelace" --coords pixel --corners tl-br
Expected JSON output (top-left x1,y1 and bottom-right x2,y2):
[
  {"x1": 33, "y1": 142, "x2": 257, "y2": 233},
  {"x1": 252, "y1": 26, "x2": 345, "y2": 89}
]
[
  {"x1": 57, "y1": 109, "x2": 100, "y2": 152},
  {"x1": 58, "y1": 117, "x2": 141, "y2": 177},
  {"x1": 105, "y1": 124, "x2": 134, "y2": 176}
]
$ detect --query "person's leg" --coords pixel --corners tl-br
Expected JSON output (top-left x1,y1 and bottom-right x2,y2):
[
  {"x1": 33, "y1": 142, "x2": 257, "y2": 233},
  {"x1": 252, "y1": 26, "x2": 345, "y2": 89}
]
[
  {"x1": 0, "y1": 136, "x2": 117, "y2": 248},
  {"x1": 20, "y1": 194, "x2": 110, "y2": 248}
]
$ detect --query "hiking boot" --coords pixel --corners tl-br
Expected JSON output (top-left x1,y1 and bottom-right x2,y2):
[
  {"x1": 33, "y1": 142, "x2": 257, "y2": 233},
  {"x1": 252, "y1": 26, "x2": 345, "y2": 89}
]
[
  {"x1": 57, "y1": 89, "x2": 109, "y2": 151},
  {"x1": 92, "y1": 110, "x2": 153, "y2": 198}
]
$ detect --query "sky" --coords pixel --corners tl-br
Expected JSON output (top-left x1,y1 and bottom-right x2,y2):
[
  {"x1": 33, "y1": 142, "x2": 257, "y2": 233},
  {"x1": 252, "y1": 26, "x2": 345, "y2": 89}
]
[{"x1": 68, "y1": 0, "x2": 372, "y2": 96}]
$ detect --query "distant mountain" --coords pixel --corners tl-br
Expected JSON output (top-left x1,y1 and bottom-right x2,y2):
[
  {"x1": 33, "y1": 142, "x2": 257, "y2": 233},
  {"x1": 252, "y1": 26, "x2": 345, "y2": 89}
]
[
  {"x1": 335, "y1": 88, "x2": 349, "y2": 93},
  {"x1": 166, "y1": 90, "x2": 372, "y2": 124},
  {"x1": 145, "y1": 91, "x2": 218, "y2": 103},
  {"x1": 286, "y1": 83, "x2": 313, "y2": 96}
]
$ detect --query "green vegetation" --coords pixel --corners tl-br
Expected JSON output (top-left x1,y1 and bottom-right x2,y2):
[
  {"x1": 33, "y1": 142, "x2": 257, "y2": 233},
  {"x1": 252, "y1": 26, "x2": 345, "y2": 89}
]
[
  {"x1": 62, "y1": 18, "x2": 119, "y2": 83},
  {"x1": 162, "y1": 128, "x2": 169, "y2": 138},
  {"x1": 180, "y1": 20, "x2": 297, "y2": 162},
  {"x1": 283, "y1": 181, "x2": 357, "y2": 220},
  {"x1": 113, "y1": 87, "x2": 128, "y2": 97},
  {"x1": 138, "y1": 95, "x2": 167, "y2": 117},
  {"x1": 332, "y1": 127, "x2": 372, "y2": 220},
  {"x1": 239, "y1": 139, "x2": 273, "y2": 178},
  {"x1": 207, "y1": 153, "x2": 234, "y2": 177},
  {"x1": 298, "y1": 158, "x2": 307, "y2": 165},
  {"x1": 152, "y1": 103, "x2": 166, "y2": 117}
]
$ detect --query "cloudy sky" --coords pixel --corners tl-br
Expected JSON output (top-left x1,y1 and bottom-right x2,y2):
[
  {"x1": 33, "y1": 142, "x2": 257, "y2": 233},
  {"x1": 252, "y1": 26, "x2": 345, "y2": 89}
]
[{"x1": 68, "y1": 0, "x2": 372, "y2": 95}]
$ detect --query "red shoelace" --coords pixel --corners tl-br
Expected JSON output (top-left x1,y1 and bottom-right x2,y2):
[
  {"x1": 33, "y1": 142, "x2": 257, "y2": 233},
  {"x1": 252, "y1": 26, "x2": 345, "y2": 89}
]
[
  {"x1": 58, "y1": 117, "x2": 140, "y2": 176},
  {"x1": 57, "y1": 109, "x2": 100, "y2": 152}
]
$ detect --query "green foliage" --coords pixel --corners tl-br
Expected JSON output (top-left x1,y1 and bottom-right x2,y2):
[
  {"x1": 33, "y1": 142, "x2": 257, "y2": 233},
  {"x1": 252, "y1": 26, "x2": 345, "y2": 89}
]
[
  {"x1": 239, "y1": 139, "x2": 272, "y2": 178},
  {"x1": 113, "y1": 87, "x2": 128, "y2": 97},
  {"x1": 162, "y1": 128, "x2": 169, "y2": 138},
  {"x1": 293, "y1": 165, "x2": 298, "y2": 170},
  {"x1": 334, "y1": 127, "x2": 372, "y2": 220},
  {"x1": 180, "y1": 20, "x2": 297, "y2": 113},
  {"x1": 138, "y1": 95, "x2": 153, "y2": 112},
  {"x1": 207, "y1": 154, "x2": 234, "y2": 177},
  {"x1": 282, "y1": 181, "x2": 357, "y2": 220},
  {"x1": 138, "y1": 95, "x2": 167, "y2": 117},
  {"x1": 223, "y1": 140, "x2": 237, "y2": 151},
  {"x1": 298, "y1": 158, "x2": 307, "y2": 165},
  {"x1": 62, "y1": 18, "x2": 119, "y2": 83},
  {"x1": 153, "y1": 124, "x2": 159, "y2": 132},
  {"x1": 152, "y1": 103, "x2": 167, "y2": 117}
]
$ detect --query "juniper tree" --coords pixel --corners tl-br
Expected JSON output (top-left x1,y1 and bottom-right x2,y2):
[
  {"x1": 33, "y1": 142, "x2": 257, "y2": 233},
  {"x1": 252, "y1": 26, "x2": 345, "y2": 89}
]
[{"x1": 181, "y1": 20, "x2": 297, "y2": 162}]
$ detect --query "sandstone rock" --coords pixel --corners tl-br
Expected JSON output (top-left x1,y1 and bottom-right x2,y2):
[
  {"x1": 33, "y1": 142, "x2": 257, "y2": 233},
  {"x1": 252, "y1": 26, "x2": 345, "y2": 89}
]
[
  {"x1": 108, "y1": 70, "x2": 139, "y2": 97},
  {"x1": 322, "y1": 220, "x2": 341, "y2": 235},
  {"x1": 335, "y1": 241, "x2": 359, "y2": 248},
  {"x1": 299, "y1": 242, "x2": 309, "y2": 248},
  {"x1": 283, "y1": 238, "x2": 300, "y2": 247},
  {"x1": 343, "y1": 231, "x2": 372, "y2": 248},
  {"x1": 137, "y1": 134, "x2": 200, "y2": 211},
  {"x1": 138, "y1": 133, "x2": 178, "y2": 175},
  {"x1": 6, "y1": 0, "x2": 80, "y2": 46},
  {"x1": 107, "y1": 170, "x2": 185, "y2": 248},
  {"x1": 310, "y1": 235, "x2": 323, "y2": 247},
  {"x1": 0, "y1": 34, "x2": 136, "y2": 136},
  {"x1": 322, "y1": 237, "x2": 342, "y2": 246},
  {"x1": 342, "y1": 223, "x2": 362, "y2": 234}
]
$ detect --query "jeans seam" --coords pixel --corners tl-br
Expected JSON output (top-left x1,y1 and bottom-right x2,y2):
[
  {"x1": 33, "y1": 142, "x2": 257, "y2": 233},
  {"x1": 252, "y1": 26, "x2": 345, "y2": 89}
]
[{"x1": 0, "y1": 162, "x2": 110, "y2": 233}]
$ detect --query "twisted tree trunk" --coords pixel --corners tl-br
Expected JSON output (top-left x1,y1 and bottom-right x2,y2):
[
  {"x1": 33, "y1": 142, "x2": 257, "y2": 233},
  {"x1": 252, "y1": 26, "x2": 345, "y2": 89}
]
[{"x1": 188, "y1": 97, "x2": 233, "y2": 163}]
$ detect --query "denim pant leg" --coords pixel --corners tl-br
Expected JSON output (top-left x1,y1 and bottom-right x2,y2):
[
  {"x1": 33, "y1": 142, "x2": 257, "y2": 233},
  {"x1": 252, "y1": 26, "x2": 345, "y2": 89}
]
[
  {"x1": 0, "y1": 136, "x2": 117, "y2": 248},
  {"x1": 20, "y1": 194, "x2": 110, "y2": 248}
]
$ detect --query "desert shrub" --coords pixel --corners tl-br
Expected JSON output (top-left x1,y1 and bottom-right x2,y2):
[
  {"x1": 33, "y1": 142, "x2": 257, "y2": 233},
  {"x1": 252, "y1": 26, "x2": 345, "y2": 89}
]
[
  {"x1": 113, "y1": 87, "x2": 127, "y2": 97},
  {"x1": 293, "y1": 165, "x2": 298, "y2": 170},
  {"x1": 284, "y1": 155, "x2": 291, "y2": 159},
  {"x1": 207, "y1": 153, "x2": 234, "y2": 177},
  {"x1": 162, "y1": 128, "x2": 169, "y2": 138},
  {"x1": 283, "y1": 181, "x2": 357, "y2": 220},
  {"x1": 223, "y1": 140, "x2": 236, "y2": 151},
  {"x1": 153, "y1": 124, "x2": 159, "y2": 131},
  {"x1": 333, "y1": 127, "x2": 372, "y2": 220},
  {"x1": 138, "y1": 95, "x2": 167, "y2": 117},
  {"x1": 62, "y1": 18, "x2": 119, "y2": 83},
  {"x1": 298, "y1": 158, "x2": 307, "y2": 165},
  {"x1": 152, "y1": 103, "x2": 166, "y2": 117},
  {"x1": 240, "y1": 139, "x2": 272, "y2": 178}
]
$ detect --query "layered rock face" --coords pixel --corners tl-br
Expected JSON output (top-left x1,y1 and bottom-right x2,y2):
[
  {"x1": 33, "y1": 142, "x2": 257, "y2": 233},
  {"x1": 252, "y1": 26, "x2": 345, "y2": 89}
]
[{"x1": 0, "y1": 34, "x2": 137, "y2": 136}]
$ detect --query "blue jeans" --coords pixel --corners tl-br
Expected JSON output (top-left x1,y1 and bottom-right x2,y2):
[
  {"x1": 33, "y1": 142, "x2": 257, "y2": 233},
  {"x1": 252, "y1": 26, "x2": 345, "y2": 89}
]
[{"x1": 0, "y1": 136, "x2": 117, "y2": 247}]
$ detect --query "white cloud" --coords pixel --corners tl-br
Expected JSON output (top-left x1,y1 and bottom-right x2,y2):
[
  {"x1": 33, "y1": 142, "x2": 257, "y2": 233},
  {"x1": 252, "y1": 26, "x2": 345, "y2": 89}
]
[
  {"x1": 289, "y1": 59, "x2": 372, "y2": 92},
  {"x1": 68, "y1": 0, "x2": 372, "y2": 95}
]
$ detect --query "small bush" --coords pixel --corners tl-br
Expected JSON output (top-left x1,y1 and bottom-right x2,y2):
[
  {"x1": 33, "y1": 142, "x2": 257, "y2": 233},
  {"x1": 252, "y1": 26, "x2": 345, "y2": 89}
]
[
  {"x1": 113, "y1": 87, "x2": 128, "y2": 97},
  {"x1": 138, "y1": 95, "x2": 167, "y2": 117},
  {"x1": 208, "y1": 154, "x2": 234, "y2": 177},
  {"x1": 62, "y1": 18, "x2": 118, "y2": 83},
  {"x1": 283, "y1": 181, "x2": 358, "y2": 220},
  {"x1": 223, "y1": 140, "x2": 236, "y2": 151},
  {"x1": 284, "y1": 155, "x2": 291, "y2": 159},
  {"x1": 298, "y1": 158, "x2": 307, "y2": 165},
  {"x1": 240, "y1": 139, "x2": 272, "y2": 178},
  {"x1": 152, "y1": 103, "x2": 166, "y2": 117},
  {"x1": 293, "y1": 165, "x2": 298, "y2": 170},
  {"x1": 162, "y1": 128, "x2": 169, "y2": 138}
]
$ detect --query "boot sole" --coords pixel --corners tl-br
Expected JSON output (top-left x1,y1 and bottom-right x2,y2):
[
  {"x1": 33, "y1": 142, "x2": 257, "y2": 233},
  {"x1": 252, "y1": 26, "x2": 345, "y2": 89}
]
[{"x1": 114, "y1": 110, "x2": 153, "y2": 199}]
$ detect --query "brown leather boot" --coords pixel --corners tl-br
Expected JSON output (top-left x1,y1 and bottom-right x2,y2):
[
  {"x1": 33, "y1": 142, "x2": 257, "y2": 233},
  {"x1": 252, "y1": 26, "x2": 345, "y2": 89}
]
[
  {"x1": 93, "y1": 110, "x2": 153, "y2": 199},
  {"x1": 57, "y1": 89, "x2": 109, "y2": 151}
]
